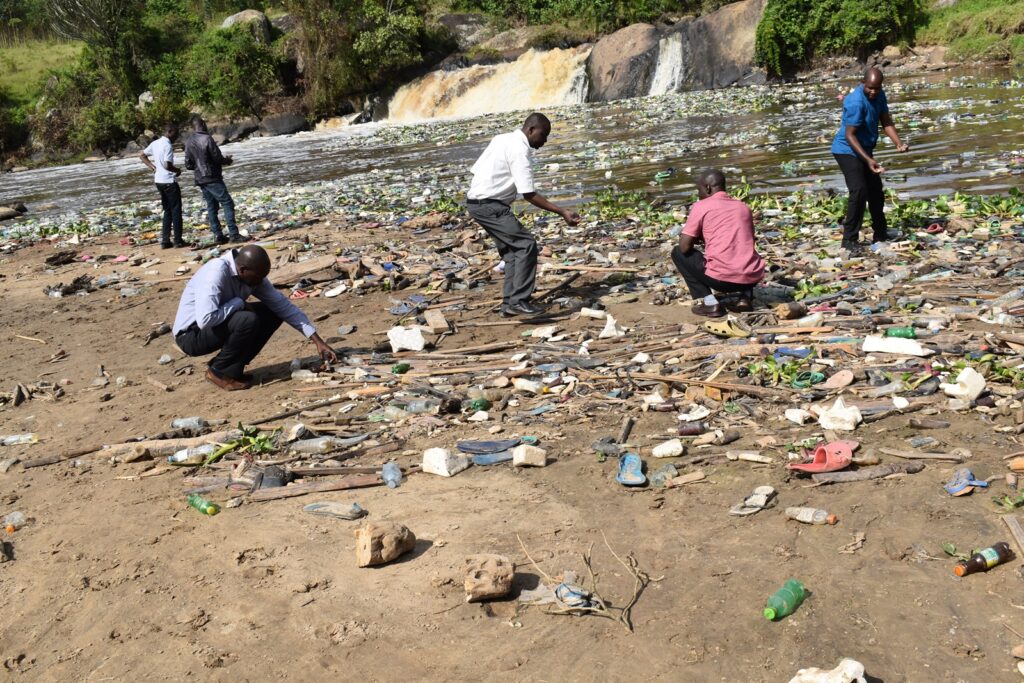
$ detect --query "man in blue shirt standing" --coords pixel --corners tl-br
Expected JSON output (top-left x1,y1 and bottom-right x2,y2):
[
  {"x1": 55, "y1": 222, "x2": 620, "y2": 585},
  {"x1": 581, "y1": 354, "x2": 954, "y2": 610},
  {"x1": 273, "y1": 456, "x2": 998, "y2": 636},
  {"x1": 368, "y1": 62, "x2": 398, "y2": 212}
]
[{"x1": 831, "y1": 67, "x2": 909, "y2": 251}]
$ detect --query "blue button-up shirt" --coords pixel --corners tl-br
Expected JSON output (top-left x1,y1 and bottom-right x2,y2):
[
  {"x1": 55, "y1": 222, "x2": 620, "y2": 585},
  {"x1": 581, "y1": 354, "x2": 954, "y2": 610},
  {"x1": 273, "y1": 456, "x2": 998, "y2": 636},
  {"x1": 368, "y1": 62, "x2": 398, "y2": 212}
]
[
  {"x1": 831, "y1": 85, "x2": 889, "y2": 156},
  {"x1": 172, "y1": 249, "x2": 316, "y2": 338}
]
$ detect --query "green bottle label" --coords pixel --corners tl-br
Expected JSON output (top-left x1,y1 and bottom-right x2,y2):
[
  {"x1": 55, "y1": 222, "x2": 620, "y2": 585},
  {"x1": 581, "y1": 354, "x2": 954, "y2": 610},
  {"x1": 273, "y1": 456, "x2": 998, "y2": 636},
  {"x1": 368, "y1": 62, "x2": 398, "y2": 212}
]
[{"x1": 981, "y1": 547, "x2": 1000, "y2": 568}]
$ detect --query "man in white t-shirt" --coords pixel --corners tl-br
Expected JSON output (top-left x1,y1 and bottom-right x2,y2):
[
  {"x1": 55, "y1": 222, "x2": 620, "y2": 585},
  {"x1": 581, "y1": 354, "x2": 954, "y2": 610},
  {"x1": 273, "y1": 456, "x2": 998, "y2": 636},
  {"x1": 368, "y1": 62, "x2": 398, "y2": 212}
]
[
  {"x1": 466, "y1": 112, "x2": 581, "y2": 317},
  {"x1": 139, "y1": 124, "x2": 185, "y2": 249}
]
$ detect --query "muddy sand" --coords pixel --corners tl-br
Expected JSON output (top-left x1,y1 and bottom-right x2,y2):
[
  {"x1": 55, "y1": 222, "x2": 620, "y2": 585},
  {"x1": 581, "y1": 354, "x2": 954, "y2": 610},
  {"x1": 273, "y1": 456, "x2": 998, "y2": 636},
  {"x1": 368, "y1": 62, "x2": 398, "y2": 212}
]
[{"x1": 0, "y1": 218, "x2": 1021, "y2": 682}]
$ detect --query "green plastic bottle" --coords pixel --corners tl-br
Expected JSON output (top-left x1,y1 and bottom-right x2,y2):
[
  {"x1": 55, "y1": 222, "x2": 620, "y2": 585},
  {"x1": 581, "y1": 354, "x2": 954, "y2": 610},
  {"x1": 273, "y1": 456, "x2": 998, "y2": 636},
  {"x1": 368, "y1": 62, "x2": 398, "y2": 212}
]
[
  {"x1": 764, "y1": 579, "x2": 806, "y2": 620},
  {"x1": 885, "y1": 327, "x2": 916, "y2": 339},
  {"x1": 391, "y1": 362, "x2": 411, "y2": 375},
  {"x1": 186, "y1": 493, "x2": 220, "y2": 516}
]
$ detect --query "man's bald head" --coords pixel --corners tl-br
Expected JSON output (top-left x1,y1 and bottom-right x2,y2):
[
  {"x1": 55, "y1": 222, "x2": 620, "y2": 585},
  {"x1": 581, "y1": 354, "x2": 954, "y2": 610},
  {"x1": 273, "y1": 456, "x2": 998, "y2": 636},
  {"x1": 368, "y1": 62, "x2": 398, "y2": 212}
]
[
  {"x1": 235, "y1": 245, "x2": 270, "y2": 286},
  {"x1": 696, "y1": 169, "x2": 726, "y2": 198},
  {"x1": 862, "y1": 67, "x2": 884, "y2": 100}
]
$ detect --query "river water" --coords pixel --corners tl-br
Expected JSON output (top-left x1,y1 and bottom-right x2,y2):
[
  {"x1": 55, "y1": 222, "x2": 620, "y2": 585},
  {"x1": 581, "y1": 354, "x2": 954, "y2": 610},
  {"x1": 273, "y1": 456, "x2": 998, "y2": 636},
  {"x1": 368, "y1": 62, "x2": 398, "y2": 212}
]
[{"x1": 1, "y1": 65, "x2": 1021, "y2": 223}]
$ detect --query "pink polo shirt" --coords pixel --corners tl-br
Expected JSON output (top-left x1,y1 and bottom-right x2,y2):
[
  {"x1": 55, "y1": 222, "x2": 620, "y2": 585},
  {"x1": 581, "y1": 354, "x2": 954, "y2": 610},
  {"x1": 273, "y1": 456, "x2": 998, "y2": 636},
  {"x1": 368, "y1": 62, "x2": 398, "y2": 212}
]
[{"x1": 682, "y1": 192, "x2": 765, "y2": 285}]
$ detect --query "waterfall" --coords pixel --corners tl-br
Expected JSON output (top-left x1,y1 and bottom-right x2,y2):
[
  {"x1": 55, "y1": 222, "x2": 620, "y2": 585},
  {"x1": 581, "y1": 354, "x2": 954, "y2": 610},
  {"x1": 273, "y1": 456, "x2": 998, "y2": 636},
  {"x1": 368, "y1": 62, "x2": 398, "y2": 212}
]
[
  {"x1": 388, "y1": 46, "x2": 592, "y2": 122},
  {"x1": 648, "y1": 32, "x2": 684, "y2": 96}
]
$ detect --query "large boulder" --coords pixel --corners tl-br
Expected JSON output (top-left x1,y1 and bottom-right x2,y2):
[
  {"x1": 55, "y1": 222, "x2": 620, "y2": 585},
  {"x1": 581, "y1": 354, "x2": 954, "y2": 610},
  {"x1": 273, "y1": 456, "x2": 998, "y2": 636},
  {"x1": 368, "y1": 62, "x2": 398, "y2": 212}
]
[
  {"x1": 437, "y1": 13, "x2": 492, "y2": 51},
  {"x1": 222, "y1": 9, "x2": 272, "y2": 43},
  {"x1": 258, "y1": 113, "x2": 308, "y2": 137},
  {"x1": 0, "y1": 207, "x2": 21, "y2": 221},
  {"x1": 670, "y1": 0, "x2": 767, "y2": 90},
  {"x1": 586, "y1": 23, "x2": 660, "y2": 102},
  {"x1": 270, "y1": 13, "x2": 299, "y2": 34},
  {"x1": 211, "y1": 117, "x2": 260, "y2": 144}
]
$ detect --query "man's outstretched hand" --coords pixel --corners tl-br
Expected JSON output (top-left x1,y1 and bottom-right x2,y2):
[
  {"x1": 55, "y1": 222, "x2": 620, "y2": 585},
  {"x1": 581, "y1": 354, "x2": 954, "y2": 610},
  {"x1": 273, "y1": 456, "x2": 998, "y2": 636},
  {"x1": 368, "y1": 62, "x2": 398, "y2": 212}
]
[
  {"x1": 562, "y1": 210, "x2": 582, "y2": 226},
  {"x1": 869, "y1": 159, "x2": 885, "y2": 174},
  {"x1": 311, "y1": 333, "x2": 339, "y2": 365},
  {"x1": 896, "y1": 143, "x2": 910, "y2": 153}
]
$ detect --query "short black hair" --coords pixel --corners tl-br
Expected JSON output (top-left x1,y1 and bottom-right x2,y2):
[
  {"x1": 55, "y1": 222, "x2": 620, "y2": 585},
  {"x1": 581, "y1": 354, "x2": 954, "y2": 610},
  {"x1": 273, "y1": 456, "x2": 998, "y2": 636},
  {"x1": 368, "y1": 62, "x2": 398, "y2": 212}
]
[
  {"x1": 698, "y1": 168, "x2": 726, "y2": 190},
  {"x1": 190, "y1": 114, "x2": 207, "y2": 132},
  {"x1": 163, "y1": 123, "x2": 178, "y2": 136},
  {"x1": 523, "y1": 112, "x2": 551, "y2": 129}
]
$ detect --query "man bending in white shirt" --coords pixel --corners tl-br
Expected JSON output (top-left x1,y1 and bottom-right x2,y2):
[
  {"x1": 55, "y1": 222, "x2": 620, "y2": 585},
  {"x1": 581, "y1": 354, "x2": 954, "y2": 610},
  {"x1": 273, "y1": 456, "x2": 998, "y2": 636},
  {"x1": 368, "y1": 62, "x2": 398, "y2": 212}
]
[
  {"x1": 466, "y1": 112, "x2": 581, "y2": 317},
  {"x1": 172, "y1": 245, "x2": 338, "y2": 391}
]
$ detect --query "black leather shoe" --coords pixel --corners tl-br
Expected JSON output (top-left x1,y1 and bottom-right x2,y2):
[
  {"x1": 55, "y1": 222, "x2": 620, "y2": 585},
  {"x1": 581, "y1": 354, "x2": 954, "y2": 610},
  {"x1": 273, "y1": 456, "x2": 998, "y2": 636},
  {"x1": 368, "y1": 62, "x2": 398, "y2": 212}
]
[
  {"x1": 173, "y1": 240, "x2": 188, "y2": 248},
  {"x1": 692, "y1": 302, "x2": 725, "y2": 318},
  {"x1": 229, "y1": 234, "x2": 250, "y2": 243},
  {"x1": 501, "y1": 302, "x2": 544, "y2": 317},
  {"x1": 729, "y1": 297, "x2": 754, "y2": 312},
  {"x1": 215, "y1": 234, "x2": 230, "y2": 245}
]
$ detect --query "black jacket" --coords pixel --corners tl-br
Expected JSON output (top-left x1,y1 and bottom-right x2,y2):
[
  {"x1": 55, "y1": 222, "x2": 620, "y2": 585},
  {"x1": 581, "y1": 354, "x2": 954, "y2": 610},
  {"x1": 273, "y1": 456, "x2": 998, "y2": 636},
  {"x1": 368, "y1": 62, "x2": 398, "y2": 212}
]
[{"x1": 184, "y1": 131, "x2": 230, "y2": 185}]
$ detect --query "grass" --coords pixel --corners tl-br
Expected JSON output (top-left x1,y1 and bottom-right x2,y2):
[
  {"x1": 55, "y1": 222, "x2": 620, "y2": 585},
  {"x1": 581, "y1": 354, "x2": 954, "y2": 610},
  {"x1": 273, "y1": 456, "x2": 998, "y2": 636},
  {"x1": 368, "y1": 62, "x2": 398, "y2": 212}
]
[
  {"x1": 0, "y1": 39, "x2": 83, "y2": 106},
  {"x1": 917, "y1": 0, "x2": 1024, "y2": 63}
]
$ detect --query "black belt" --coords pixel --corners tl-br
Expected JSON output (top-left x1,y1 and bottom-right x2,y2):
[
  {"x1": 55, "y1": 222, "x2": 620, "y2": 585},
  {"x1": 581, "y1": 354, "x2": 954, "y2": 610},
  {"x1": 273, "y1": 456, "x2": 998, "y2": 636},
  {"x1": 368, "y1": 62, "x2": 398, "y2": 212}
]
[{"x1": 466, "y1": 198, "x2": 508, "y2": 205}]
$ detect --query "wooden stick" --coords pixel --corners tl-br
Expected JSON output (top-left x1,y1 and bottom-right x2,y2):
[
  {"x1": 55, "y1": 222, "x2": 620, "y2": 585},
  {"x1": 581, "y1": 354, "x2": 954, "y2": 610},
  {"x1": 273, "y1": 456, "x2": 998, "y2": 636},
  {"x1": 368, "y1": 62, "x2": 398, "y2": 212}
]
[
  {"x1": 586, "y1": 371, "x2": 791, "y2": 399},
  {"x1": 249, "y1": 395, "x2": 353, "y2": 426},
  {"x1": 14, "y1": 334, "x2": 46, "y2": 344},
  {"x1": 1003, "y1": 515, "x2": 1024, "y2": 557},
  {"x1": 878, "y1": 447, "x2": 964, "y2": 462},
  {"x1": 535, "y1": 272, "x2": 581, "y2": 301},
  {"x1": 811, "y1": 461, "x2": 925, "y2": 484},
  {"x1": 542, "y1": 264, "x2": 638, "y2": 273},
  {"x1": 22, "y1": 444, "x2": 106, "y2": 469},
  {"x1": 101, "y1": 429, "x2": 241, "y2": 459},
  {"x1": 248, "y1": 474, "x2": 382, "y2": 502}
]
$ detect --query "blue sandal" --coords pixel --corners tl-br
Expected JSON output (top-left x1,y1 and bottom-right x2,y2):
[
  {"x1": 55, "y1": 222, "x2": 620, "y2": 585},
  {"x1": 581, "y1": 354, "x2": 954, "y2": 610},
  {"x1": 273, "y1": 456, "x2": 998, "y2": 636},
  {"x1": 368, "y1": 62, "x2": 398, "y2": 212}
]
[
  {"x1": 944, "y1": 467, "x2": 988, "y2": 497},
  {"x1": 616, "y1": 453, "x2": 646, "y2": 486}
]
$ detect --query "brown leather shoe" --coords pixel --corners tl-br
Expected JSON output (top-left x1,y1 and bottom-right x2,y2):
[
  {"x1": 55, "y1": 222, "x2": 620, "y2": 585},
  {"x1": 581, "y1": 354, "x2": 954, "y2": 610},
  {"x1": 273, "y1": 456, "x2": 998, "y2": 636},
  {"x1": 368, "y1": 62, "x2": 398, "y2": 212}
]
[
  {"x1": 692, "y1": 302, "x2": 725, "y2": 318},
  {"x1": 205, "y1": 368, "x2": 250, "y2": 391},
  {"x1": 729, "y1": 297, "x2": 754, "y2": 312}
]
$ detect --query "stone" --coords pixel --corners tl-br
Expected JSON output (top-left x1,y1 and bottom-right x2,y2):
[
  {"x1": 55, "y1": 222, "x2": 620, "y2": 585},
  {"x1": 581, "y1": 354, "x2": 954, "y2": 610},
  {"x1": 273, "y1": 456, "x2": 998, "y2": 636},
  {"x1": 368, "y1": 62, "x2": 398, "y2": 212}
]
[
  {"x1": 0, "y1": 207, "x2": 20, "y2": 221},
  {"x1": 388, "y1": 325, "x2": 427, "y2": 352},
  {"x1": 314, "y1": 114, "x2": 362, "y2": 131},
  {"x1": 882, "y1": 45, "x2": 902, "y2": 59},
  {"x1": 270, "y1": 13, "x2": 299, "y2": 34},
  {"x1": 586, "y1": 23, "x2": 660, "y2": 102},
  {"x1": 137, "y1": 90, "x2": 153, "y2": 109},
  {"x1": 479, "y1": 25, "x2": 557, "y2": 55},
  {"x1": 464, "y1": 554, "x2": 514, "y2": 602},
  {"x1": 422, "y1": 448, "x2": 471, "y2": 476},
  {"x1": 438, "y1": 13, "x2": 493, "y2": 50},
  {"x1": 512, "y1": 444, "x2": 547, "y2": 467},
  {"x1": 222, "y1": 9, "x2": 272, "y2": 43},
  {"x1": 258, "y1": 113, "x2": 309, "y2": 137},
  {"x1": 354, "y1": 522, "x2": 416, "y2": 567}
]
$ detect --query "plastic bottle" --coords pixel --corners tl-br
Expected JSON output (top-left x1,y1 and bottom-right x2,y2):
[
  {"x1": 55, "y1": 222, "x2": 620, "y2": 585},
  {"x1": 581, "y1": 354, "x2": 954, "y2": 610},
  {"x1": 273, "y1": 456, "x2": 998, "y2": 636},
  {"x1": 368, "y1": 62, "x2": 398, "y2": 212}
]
[
  {"x1": 403, "y1": 398, "x2": 441, "y2": 414},
  {"x1": 677, "y1": 422, "x2": 707, "y2": 436},
  {"x1": 954, "y1": 542, "x2": 1012, "y2": 577},
  {"x1": 167, "y1": 443, "x2": 217, "y2": 465},
  {"x1": 764, "y1": 579, "x2": 807, "y2": 620},
  {"x1": 382, "y1": 461, "x2": 402, "y2": 488},
  {"x1": 786, "y1": 507, "x2": 838, "y2": 525},
  {"x1": 462, "y1": 398, "x2": 492, "y2": 412},
  {"x1": 3, "y1": 511, "x2": 26, "y2": 532},
  {"x1": 1, "y1": 434, "x2": 38, "y2": 446},
  {"x1": 186, "y1": 494, "x2": 220, "y2": 516},
  {"x1": 171, "y1": 417, "x2": 207, "y2": 430},
  {"x1": 885, "y1": 326, "x2": 916, "y2": 339},
  {"x1": 290, "y1": 436, "x2": 344, "y2": 454},
  {"x1": 391, "y1": 362, "x2": 411, "y2": 375}
]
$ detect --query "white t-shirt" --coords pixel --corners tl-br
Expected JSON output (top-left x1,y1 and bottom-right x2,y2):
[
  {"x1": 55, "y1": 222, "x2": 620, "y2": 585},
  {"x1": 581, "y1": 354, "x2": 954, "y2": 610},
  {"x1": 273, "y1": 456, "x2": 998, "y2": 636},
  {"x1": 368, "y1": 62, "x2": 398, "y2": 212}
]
[
  {"x1": 143, "y1": 136, "x2": 177, "y2": 184},
  {"x1": 467, "y1": 130, "x2": 536, "y2": 205}
]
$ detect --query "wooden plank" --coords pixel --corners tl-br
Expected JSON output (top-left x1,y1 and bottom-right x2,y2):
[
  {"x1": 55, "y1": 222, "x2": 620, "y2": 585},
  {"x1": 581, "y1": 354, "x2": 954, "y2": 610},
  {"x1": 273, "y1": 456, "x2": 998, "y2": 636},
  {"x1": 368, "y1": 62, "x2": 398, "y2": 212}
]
[
  {"x1": 271, "y1": 255, "x2": 340, "y2": 287},
  {"x1": 248, "y1": 474, "x2": 382, "y2": 502},
  {"x1": 423, "y1": 309, "x2": 450, "y2": 334},
  {"x1": 1003, "y1": 515, "x2": 1024, "y2": 557},
  {"x1": 22, "y1": 444, "x2": 106, "y2": 469}
]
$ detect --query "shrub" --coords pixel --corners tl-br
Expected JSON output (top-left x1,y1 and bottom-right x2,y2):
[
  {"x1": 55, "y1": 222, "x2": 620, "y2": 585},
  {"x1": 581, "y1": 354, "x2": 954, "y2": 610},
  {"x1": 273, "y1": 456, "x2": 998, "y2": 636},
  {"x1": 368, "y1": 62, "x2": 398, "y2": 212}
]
[
  {"x1": 755, "y1": 0, "x2": 922, "y2": 76},
  {"x1": 181, "y1": 25, "x2": 282, "y2": 116},
  {"x1": 918, "y1": 0, "x2": 1024, "y2": 63}
]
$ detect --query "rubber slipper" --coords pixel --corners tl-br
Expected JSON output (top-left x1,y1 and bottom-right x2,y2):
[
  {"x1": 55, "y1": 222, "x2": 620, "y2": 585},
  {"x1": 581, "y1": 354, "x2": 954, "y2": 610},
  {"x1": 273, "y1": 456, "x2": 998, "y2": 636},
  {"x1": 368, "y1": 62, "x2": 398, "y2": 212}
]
[
  {"x1": 457, "y1": 438, "x2": 522, "y2": 454},
  {"x1": 925, "y1": 223, "x2": 944, "y2": 234},
  {"x1": 729, "y1": 485, "x2": 776, "y2": 516},
  {"x1": 791, "y1": 371, "x2": 826, "y2": 389},
  {"x1": 702, "y1": 316, "x2": 751, "y2": 339},
  {"x1": 616, "y1": 453, "x2": 646, "y2": 486},
  {"x1": 823, "y1": 369, "x2": 855, "y2": 389},
  {"x1": 944, "y1": 467, "x2": 988, "y2": 496},
  {"x1": 555, "y1": 582, "x2": 596, "y2": 608},
  {"x1": 472, "y1": 450, "x2": 513, "y2": 466},
  {"x1": 303, "y1": 502, "x2": 367, "y2": 520},
  {"x1": 787, "y1": 440, "x2": 857, "y2": 473},
  {"x1": 289, "y1": 289, "x2": 309, "y2": 299}
]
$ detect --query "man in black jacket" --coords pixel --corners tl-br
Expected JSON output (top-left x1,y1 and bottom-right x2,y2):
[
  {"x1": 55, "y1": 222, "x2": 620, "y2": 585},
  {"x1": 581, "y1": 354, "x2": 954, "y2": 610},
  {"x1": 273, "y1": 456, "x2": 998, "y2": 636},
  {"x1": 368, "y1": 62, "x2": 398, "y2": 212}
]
[{"x1": 184, "y1": 116, "x2": 245, "y2": 244}]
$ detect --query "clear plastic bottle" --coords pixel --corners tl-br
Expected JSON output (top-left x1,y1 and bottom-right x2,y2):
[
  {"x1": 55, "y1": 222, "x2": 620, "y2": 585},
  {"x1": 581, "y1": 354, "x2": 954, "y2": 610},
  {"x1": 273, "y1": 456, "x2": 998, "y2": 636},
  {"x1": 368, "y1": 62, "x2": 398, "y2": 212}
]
[
  {"x1": 171, "y1": 417, "x2": 207, "y2": 430},
  {"x1": 785, "y1": 507, "x2": 837, "y2": 525},
  {"x1": 290, "y1": 437, "x2": 343, "y2": 454},
  {"x1": 1, "y1": 434, "x2": 37, "y2": 446},
  {"x1": 167, "y1": 444, "x2": 217, "y2": 465},
  {"x1": 382, "y1": 462, "x2": 402, "y2": 488},
  {"x1": 3, "y1": 511, "x2": 26, "y2": 532}
]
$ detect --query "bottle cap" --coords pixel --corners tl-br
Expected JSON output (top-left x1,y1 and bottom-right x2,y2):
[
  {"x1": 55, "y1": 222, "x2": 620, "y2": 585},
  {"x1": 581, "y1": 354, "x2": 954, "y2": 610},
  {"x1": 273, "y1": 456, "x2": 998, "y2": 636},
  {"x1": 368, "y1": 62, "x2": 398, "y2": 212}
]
[
  {"x1": 763, "y1": 607, "x2": 776, "y2": 620},
  {"x1": 826, "y1": 514, "x2": 838, "y2": 525},
  {"x1": 953, "y1": 563, "x2": 967, "y2": 577}
]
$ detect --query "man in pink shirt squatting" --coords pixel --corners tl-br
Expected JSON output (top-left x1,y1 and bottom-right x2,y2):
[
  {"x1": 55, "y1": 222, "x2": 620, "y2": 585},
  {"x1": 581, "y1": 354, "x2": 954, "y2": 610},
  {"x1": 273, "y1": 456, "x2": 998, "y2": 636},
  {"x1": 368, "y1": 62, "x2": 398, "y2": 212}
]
[{"x1": 672, "y1": 169, "x2": 765, "y2": 318}]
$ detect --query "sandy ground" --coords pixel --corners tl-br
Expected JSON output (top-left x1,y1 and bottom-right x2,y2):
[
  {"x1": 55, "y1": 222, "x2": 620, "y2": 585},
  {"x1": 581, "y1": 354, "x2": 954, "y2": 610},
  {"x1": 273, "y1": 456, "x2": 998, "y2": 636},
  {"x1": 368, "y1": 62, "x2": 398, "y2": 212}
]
[{"x1": 1, "y1": 218, "x2": 1023, "y2": 682}]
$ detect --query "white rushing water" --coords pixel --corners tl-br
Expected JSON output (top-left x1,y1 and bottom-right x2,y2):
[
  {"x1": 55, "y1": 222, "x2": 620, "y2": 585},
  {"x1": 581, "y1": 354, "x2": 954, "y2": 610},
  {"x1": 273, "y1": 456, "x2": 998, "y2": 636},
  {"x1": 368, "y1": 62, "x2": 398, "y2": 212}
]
[
  {"x1": 387, "y1": 46, "x2": 592, "y2": 122},
  {"x1": 649, "y1": 32, "x2": 685, "y2": 96}
]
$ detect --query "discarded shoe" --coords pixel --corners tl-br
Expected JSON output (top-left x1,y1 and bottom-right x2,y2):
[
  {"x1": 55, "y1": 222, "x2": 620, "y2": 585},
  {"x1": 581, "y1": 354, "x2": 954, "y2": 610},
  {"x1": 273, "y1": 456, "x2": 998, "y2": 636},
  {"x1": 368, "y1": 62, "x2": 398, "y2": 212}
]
[
  {"x1": 787, "y1": 440, "x2": 857, "y2": 473},
  {"x1": 616, "y1": 453, "x2": 646, "y2": 486},
  {"x1": 691, "y1": 302, "x2": 725, "y2": 318},
  {"x1": 730, "y1": 485, "x2": 777, "y2": 516},
  {"x1": 944, "y1": 467, "x2": 988, "y2": 496},
  {"x1": 703, "y1": 316, "x2": 751, "y2": 338},
  {"x1": 303, "y1": 502, "x2": 367, "y2": 520}
]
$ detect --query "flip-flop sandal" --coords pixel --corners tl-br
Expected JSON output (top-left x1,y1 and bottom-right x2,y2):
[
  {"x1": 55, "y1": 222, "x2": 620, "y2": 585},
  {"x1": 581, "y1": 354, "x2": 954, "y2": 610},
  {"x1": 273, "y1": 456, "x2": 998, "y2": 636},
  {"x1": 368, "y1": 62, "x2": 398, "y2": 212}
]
[
  {"x1": 787, "y1": 440, "x2": 857, "y2": 473},
  {"x1": 303, "y1": 502, "x2": 367, "y2": 520},
  {"x1": 472, "y1": 450, "x2": 513, "y2": 466},
  {"x1": 823, "y1": 370, "x2": 855, "y2": 389},
  {"x1": 791, "y1": 371, "x2": 826, "y2": 389},
  {"x1": 702, "y1": 317, "x2": 751, "y2": 339},
  {"x1": 944, "y1": 467, "x2": 988, "y2": 496},
  {"x1": 555, "y1": 582, "x2": 596, "y2": 608},
  {"x1": 616, "y1": 453, "x2": 646, "y2": 486},
  {"x1": 289, "y1": 289, "x2": 310, "y2": 299},
  {"x1": 729, "y1": 485, "x2": 777, "y2": 516},
  {"x1": 925, "y1": 223, "x2": 944, "y2": 234},
  {"x1": 457, "y1": 438, "x2": 522, "y2": 454}
]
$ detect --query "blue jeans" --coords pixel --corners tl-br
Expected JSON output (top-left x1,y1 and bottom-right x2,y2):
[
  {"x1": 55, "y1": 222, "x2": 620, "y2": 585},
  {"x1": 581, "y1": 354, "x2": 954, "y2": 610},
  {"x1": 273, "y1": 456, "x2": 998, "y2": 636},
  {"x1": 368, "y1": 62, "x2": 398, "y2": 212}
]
[{"x1": 200, "y1": 181, "x2": 238, "y2": 238}]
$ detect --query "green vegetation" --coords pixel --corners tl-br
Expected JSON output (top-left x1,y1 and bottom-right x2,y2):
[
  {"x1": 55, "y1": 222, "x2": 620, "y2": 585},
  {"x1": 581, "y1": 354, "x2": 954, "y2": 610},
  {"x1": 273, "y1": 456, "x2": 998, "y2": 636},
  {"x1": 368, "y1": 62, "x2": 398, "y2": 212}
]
[
  {"x1": 755, "y1": 0, "x2": 922, "y2": 76},
  {"x1": 918, "y1": 0, "x2": 1024, "y2": 63},
  {"x1": 0, "y1": 40, "x2": 83, "y2": 105}
]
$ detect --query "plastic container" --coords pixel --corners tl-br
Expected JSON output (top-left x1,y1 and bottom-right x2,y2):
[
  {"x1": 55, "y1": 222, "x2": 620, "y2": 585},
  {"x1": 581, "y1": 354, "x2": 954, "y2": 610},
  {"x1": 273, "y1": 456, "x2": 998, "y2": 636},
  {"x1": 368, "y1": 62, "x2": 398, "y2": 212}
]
[
  {"x1": 764, "y1": 579, "x2": 806, "y2": 620},
  {"x1": 171, "y1": 417, "x2": 207, "y2": 430},
  {"x1": 186, "y1": 494, "x2": 220, "y2": 516},
  {"x1": 1, "y1": 434, "x2": 37, "y2": 446},
  {"x1": 382, "y1": 461, "x2": 402, "y2": 489},
  {"x1": 290, "y1": 436, "x2": 346, "y2": 454},
  {"x1": 677, "y1": 422, "x2": 707, "y2": 436},
  {"x1": 785, "y1": 507, "x2": 837, "y2": 525},
  {"x1": 3, "y1": 511, "x2": 26, "y2": 532},
  {"x1": 391, "y1": 362, "x2": 411, "y2": 375},
  {"x1": 954, "y1": 542, "x2": 1012, "y2": 577},
  {"x1": 885, "y1": 326, "x2": 916, "y2": 339},
  {"x1": 167, "y1": 444, "x2": 217, "y2": 465}
]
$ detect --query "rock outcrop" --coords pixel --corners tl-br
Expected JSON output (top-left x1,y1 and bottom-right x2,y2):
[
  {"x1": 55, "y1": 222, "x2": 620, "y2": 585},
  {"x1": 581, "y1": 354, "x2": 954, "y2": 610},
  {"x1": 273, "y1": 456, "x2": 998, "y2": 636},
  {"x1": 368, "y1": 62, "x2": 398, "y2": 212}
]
[
  {"x1": 222, "y1": 9, "x2": 272, "y2": 43},
  {"x1": 438, "y1": 13, "x2": 493, "y2": 51},
  {"x1": 258, "y1": 113, "x2": 308, "y2": 136},
  {"x1": 586, "y1": 23, "x2": 660, "y2": 102}
]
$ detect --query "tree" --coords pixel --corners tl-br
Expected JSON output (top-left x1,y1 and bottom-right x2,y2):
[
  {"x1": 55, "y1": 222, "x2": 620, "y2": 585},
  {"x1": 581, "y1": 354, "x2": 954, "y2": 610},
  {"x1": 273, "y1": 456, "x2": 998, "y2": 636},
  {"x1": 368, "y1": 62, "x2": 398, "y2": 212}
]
[{"x1": 45, "y1": 0, "x2": 146, "y2": 89}]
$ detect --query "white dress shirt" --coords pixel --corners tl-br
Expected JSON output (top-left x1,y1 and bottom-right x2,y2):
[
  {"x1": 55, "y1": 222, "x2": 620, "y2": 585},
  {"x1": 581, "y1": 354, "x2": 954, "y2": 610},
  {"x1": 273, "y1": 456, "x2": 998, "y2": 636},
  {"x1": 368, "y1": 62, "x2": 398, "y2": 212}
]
[
  {"x1": 143, "y1": 136, "x2": 177, "y2": 184},
  {"x1": 467, "y1": 130, "x2": 536, "y2": 204},
  {"x1": 173, "y1": 249, "x2": 316, "y2": 338}
]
